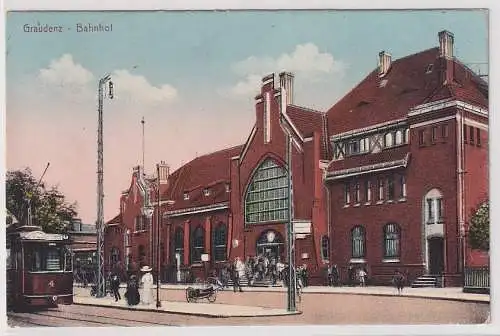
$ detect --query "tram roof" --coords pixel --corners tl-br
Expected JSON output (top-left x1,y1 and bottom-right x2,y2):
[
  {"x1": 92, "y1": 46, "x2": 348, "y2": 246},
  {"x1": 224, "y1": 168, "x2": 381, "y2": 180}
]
[{"x1": 14, "y1": 230, "x2": 70, "y2": 242}]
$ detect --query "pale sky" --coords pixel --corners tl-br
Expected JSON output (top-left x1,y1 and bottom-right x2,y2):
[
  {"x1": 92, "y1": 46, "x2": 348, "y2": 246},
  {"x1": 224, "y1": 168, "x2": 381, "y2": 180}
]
[{"x1": 6, "y1": 10, "x2": 488, "y2": 224}]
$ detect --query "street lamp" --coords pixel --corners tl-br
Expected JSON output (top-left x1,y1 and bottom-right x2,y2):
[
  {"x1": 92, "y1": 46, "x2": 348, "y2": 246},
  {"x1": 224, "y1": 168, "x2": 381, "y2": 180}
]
[{"x1": 96, "y1": 74, "x2": 113, "y2": 298}]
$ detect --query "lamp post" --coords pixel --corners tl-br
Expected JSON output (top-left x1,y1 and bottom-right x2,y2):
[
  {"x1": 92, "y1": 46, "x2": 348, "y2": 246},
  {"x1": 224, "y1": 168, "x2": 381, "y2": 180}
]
[
  {"x1": 156, "y1": 163, "x2": 162, "y2": 308},
  {"x1": 279, "y1": 87, "x2": 296, "y2": 312},
  {"x1": 96, "y1": 74, "x2": 113, "y2": 298}
]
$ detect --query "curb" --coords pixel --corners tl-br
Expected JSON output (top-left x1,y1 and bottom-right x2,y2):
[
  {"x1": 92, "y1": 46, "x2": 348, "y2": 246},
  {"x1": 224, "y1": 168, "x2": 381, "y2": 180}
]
[
  {"x1": 150, "y1": 287, "x2": 490, "y2": 304},
  {"x1": 73, "y1": 301, "x2": 302, "y2": 318}
]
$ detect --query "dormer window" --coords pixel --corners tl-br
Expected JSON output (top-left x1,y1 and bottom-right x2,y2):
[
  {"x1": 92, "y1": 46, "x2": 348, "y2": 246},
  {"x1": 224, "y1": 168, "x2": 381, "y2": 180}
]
[
  {"x1": 203, "y1": 188, "x2": 210, "y2": 197},
  {"x1": 425, "y1": 64, "x2": 434, "y2": 74},
  {"x1": 183, "y1": 192, "x2": 189, "y2": 200}
]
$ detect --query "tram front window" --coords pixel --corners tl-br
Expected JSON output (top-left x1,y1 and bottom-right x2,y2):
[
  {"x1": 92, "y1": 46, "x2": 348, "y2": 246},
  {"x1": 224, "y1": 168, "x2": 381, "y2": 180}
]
[{"x1": 26, "y1": 246, "x2": 64, "y2": 272}]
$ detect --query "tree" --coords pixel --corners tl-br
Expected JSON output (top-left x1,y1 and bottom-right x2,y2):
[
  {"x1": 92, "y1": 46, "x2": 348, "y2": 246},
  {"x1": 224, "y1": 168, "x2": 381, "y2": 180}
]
[
  {"x1": 468, "y1": 201, "x2": 489, "y2": 251},
  {"x1": 6, "y1": 168, "x2": 78, "y2": 233}
]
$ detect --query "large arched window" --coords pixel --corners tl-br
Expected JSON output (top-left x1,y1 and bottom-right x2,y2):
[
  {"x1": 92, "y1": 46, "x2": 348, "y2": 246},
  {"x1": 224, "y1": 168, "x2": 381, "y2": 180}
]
[
  {"x1": 191, "y1": 226, "x2": 205, "y2": 263},
  {"x1": 321, "y1": 236, "x2": 330, "y2": 260},
  {"x1": 212, "y1": 223, "x2": 227, "y2": 262},
  {"x1": 383, "y1": 223, "x2": 401, "y2": 259},
  {"x1": 173, "y1": 227, "x2": 184, "y2": 265},
  {"x1": 245, "y1": 158, "x2": 289, "y2": 224},
  {"x1": 351, "y1": 226, "x2": 366, "y2": 258}
]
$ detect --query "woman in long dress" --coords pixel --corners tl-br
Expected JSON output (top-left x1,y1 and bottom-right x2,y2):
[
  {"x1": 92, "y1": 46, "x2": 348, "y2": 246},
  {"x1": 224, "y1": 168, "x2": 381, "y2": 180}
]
[{"x1": 140, "y1": 266, "x2": 154, "y2": 305}]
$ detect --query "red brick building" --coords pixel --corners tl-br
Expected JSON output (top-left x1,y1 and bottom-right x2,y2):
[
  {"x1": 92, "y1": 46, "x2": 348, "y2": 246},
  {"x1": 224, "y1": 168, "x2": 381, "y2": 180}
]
[{"x1": 104, "y1": 31, "x2": 488, "y2": 286}]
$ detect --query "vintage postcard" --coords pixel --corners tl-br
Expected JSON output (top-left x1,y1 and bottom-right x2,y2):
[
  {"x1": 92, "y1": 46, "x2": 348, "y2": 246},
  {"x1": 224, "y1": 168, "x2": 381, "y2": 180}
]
[{"x1": 3, "y1": 2, "x2": 495, "y2": 334}]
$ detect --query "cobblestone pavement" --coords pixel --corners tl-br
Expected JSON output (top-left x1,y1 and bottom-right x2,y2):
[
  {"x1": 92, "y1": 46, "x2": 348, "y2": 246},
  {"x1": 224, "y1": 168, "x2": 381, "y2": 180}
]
[{"x1": 7, "y1": 290, "x2": 489, "y2": 327}]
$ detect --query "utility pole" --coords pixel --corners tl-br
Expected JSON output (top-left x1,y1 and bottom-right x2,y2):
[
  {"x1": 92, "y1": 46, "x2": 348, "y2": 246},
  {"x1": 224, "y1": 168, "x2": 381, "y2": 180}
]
[
  {"x1": 279, "y1": 87, "x2": 296, "y2": 312},
  {"x1": 96, "y1": 74, "x2": 113, "y2": 298},
  {"x1": 156, "y1": 163, "x2": 162, "y2": 308}
]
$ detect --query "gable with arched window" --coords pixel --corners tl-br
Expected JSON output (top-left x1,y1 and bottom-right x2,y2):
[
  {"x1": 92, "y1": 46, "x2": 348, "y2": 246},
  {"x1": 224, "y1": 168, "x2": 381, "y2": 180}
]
[
  {"x1": 321, "y1": 235, "x2": 330, "y2": 260},
  {"x1": 173, "y1": 227, "x2": 184, "y2": 265},
  {"x1": 212, "y1": 223, "x2": 227, "y2": 262},
  {"x1": 351, "y1": 226, "x2": 366, "y2": 258},
  {"x1": 245, "y1": 158, "x2": 289, "y2": 224},
  {"x1": 383, "y1": 223, "x2": 401, "y2": 259},
  {"x1": 190, "y1": 226, "x2": 205, "y2": 263},
  {"x1": 425, "y1": 189, "x2": 444, "y2": 225}
]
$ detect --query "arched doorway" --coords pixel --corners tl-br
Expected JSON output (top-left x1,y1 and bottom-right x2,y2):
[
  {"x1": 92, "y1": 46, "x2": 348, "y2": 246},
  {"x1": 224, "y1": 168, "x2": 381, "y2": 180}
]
[
  {"x1": 256, "y1": 230, "x2": 284, "y2": 261},
  {"x1": 428, "y1": 237, "x2": 444, "y2": 275}
]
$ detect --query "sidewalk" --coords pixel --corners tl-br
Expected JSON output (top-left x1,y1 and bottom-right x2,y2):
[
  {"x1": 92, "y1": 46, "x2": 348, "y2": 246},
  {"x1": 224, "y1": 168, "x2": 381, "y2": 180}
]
[{"x1": 72, "y1": 288, "x2": 300, "y2": 318}]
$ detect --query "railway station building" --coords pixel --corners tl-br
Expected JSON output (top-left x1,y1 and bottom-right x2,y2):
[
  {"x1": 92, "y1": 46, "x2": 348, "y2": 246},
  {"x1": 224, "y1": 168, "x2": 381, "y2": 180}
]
[{"x1": 104, "y1": 31, "x2": 488, "y2": 286}]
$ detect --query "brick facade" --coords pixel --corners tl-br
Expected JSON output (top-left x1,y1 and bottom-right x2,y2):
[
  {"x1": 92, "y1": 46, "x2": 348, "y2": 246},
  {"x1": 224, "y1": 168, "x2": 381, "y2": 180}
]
[{"x1": 104, "y1": 31, "x2": 488, "y2": 286}]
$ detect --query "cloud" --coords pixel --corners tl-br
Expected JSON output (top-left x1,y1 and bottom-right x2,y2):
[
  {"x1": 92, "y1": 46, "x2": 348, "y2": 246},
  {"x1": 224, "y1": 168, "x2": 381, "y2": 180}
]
[
  {"x1": 38, "y1": 54, "x2": 94, "y2": 88},
  {"x1": 228, "y1": 43, "x2": 347, "y2": 96},
  {"x1": 111, "y1": 69, "x2": 178, "y2": 105}
]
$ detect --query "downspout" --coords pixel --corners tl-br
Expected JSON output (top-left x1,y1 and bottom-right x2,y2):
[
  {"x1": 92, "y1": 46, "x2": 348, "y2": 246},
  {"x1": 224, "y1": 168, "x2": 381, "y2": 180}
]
[
  {"x1": 457, "y1": 110, "x2": 466, "y2": 276},
  {"x1": 322, "y1": 169, "x2": 331, "y2": 262}
]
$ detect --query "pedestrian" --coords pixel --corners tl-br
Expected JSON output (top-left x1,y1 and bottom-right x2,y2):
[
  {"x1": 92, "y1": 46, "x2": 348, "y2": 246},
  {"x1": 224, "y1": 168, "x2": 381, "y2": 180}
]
[
  {"x1": 358, "y1": 268, "x2": 367, "y2": 287},
  {"x1": 392, "y1": 270, "x2": 406, "y2": 295},
  {"x1": 348, "y1": 266, "x2": 355, "y2": 287},
  {"x1": 331, "y1": 264, "x2": 340, "y2": 286},
  {"x1": 302, "y1": 264, "x2": 309, "y2": 287},
  {"x1": 140, "y1": 265, "x2": 154, "y2": 305},
  {"x1": 231, "y1": 258, "x2": 243, "y2": 292},
  {"x1": 110, "y1": 273, "x2": 121, "y2": 302},
  {"x1": 125, "y1": 275, "x2": 140, "y2": 306}
]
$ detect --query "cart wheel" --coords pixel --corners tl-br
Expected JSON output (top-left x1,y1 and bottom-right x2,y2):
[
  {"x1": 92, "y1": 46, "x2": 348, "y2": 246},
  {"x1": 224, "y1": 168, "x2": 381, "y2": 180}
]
[{"x1": 208, "y1": 292, "x2": 216, "y2": 303}]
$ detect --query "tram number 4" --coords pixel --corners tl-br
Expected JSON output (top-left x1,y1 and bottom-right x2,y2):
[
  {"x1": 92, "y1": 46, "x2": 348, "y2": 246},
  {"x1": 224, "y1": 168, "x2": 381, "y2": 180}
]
[{"x1": 48, "y1": 280, "x2": 56, "y2": 288}]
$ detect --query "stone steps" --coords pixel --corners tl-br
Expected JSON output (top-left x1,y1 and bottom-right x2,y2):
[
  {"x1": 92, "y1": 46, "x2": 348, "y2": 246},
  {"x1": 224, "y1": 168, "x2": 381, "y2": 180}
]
[{"x1": 411, "y1": 275, "x2": 438, "y2": 288}]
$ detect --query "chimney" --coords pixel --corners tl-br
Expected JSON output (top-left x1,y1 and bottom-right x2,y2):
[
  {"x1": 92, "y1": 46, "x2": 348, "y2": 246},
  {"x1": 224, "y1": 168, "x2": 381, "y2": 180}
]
[
  {"x1": 261, "y1": 73, "x2": 275, "y2": 94},
  {"x1": 378, "y1": 51, "x2": 392, "y2": 77},
  {"x1": 157, "y1": 161, "x2": 169, "y2": 184},
  {"x1": 438, "y1": 30, "x2": 455, "y2": 84},
  {"x1": 439, "y1": 30, "x2": 454, "y2": 59},
  {"x1": 279, "y1": 72, "x2": 294, "y2": 105}
]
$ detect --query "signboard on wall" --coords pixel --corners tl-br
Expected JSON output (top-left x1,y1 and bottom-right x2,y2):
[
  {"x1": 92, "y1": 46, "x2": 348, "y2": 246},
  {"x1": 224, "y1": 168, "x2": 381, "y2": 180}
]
[{"x1": 201, "y1": 254, "x2": 209, "y2": 262}]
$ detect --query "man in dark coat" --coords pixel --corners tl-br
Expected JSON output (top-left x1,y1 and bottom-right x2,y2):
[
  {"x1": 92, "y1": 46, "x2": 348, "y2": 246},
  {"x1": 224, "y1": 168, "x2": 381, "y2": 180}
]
[{"x1": 110, "y1": 273, "x2": 121, "y2": 302}]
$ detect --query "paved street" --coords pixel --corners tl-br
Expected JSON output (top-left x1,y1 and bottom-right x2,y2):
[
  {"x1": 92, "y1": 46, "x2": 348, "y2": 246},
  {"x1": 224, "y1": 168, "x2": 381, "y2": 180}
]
[{"x1": 7, "y1": 288, "x2": 489, "y2": 326}]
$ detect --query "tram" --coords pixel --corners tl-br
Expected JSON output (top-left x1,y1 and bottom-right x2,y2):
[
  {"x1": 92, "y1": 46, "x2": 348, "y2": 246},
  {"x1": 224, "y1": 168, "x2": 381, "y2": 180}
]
[{"x1": 6, "y1": 225, "x2": 74, "y2": 310}]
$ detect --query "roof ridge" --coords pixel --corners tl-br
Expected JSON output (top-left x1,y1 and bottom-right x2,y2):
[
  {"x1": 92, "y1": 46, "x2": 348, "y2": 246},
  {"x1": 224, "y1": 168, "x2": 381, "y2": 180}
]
[{"x1": 288, "y1": 104, "x2": 325, "y2": 114}]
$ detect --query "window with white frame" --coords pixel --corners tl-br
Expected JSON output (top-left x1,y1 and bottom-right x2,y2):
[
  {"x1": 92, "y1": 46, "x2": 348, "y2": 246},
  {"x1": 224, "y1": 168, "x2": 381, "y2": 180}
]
[
  {"x1": 425, "y1": 189, "x2": 444, "y2": 225},
  {"x1": 344, "y1": 182, "x2": 351, "y2": 204},
  {"x1": 245, "y1": 159, "x2": 289, "y2": 224},
  {"x1": 212, "y1": 223, "x2": 227, "y2": 262},
  {"x1": 395, "y1": 130, "x2": 403, "y2": 145},
  {"x1": 351, "y1": 226, "x2": 365, "y2": 258},
  {"x1": 360, "y1": 138, "x2": 370, "y2": 153},
  {"x1": 364, "y1": 180, "x2": 372, "y2": 202},
  {"x1": 384, "y1": 132, "x2": 394, "y2": 147},
  {"x1": 404, "y1": 128, "x2": 410, "y2": 143},
  {"x1": 354, "y1": 181, "x2": 360, "y2": 204},
  {"x1": 383, "y1": 223, "x2": 401, "y2": 259},
  {"x1": 399, "y1": 175, "x2": 407, "y2": 198},
  {"x1": 321, "y1": 236, "x2": 330, "y2": 260},
  {"x1": 378, "y1": 178, "x2": 384, "y2": 200}
]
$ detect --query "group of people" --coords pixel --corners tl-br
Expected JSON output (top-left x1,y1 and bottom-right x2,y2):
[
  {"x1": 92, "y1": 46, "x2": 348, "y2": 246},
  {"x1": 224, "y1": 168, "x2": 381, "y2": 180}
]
[
  {"x1": 107, "y1": 265, "x2": 155, "y2": 306},
  {"x1": 325, "y1": 265, "x2": 407, "y2": 293}
]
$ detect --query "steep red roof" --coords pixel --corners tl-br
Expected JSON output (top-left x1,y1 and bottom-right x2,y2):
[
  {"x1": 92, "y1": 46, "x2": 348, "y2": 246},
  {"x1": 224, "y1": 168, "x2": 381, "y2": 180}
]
[
  {"x1": 286, "y1": 105, "x2": 330, "y2": 159},
  {"x1": 328, "y1": 145, "x2": 410, "y2": 173},
  {"x1": 327, "y1": 47, "x2": 488, "y2": 134},
  {"x1": 287, "y1": 105, "x2": 325, "y2": 137},
  {"x1": 162, "y1": 145, "x2": 243, "y2": 210},
  {"x1": 106, "y1": 213, "x2": 121, "y2": 225}
]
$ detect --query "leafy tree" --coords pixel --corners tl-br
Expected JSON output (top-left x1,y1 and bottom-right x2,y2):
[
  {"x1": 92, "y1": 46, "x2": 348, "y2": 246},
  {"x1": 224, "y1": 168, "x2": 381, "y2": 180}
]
[
  {"x1": 468, "y1": 201, "x2": 489, "y2": 251},
  {"x1": 6, "y1": 168, "x2": 78, "y2": 233}
]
